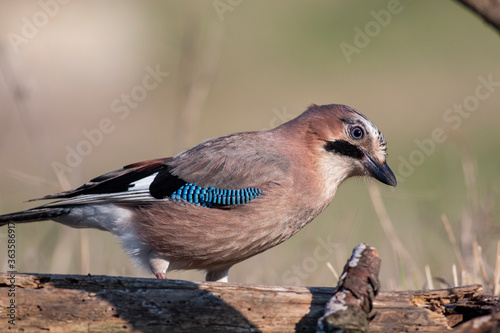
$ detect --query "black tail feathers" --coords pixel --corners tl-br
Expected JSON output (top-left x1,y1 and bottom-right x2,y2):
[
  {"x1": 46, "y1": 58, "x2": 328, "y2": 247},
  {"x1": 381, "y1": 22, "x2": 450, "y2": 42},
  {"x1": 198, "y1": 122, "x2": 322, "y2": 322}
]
[{"x1": 0, "y1": 207, "x2": 71, "y2": 226}]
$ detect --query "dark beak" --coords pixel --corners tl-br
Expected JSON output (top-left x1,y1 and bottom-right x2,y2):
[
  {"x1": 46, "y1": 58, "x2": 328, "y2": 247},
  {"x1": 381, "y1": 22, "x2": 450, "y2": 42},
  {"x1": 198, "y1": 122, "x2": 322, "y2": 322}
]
[{"x1": 363, "y1": 154, "x2": 397, "y2": 187}]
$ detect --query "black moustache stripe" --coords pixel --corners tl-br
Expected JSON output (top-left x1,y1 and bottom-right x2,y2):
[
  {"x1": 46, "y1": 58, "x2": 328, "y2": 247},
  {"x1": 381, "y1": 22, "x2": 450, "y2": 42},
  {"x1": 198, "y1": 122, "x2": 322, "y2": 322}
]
[{"x1": 324, "y1": 140, "x2": 364, "y2": 159}]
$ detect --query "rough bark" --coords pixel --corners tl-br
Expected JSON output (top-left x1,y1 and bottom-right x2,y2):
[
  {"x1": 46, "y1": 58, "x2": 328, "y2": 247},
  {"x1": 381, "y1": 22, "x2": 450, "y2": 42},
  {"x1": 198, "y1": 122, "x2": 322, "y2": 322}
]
[
  {"x1": 0, "y1": 273, "x2": 497, "y2": 332},
  {"x1": 317, "y1": 244, "x2": 381, "y2": 333}
]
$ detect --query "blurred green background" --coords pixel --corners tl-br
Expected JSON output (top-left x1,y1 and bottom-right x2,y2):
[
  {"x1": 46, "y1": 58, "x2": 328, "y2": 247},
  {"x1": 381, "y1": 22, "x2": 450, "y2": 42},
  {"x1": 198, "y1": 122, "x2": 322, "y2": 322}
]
[{"x1": 0, "y1": 1, "x2": 499, "y2": 291}]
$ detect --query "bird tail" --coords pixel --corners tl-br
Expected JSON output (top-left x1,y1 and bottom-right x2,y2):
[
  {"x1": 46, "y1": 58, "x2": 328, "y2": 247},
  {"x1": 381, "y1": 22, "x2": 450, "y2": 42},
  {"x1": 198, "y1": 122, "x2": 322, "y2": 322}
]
[{"x1": 0, "y1": 207, "x2": 72, "y2": 226}]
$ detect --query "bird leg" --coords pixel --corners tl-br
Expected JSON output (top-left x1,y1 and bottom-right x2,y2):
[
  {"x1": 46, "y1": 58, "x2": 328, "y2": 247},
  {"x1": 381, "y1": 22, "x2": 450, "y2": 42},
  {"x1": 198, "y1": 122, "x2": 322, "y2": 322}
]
[
  {"x1": 149, "y1": 255, "x2": 170, "y2": 279},
  {"x1": 205, "y1": 268, "x2": 229, "y2": 282}
]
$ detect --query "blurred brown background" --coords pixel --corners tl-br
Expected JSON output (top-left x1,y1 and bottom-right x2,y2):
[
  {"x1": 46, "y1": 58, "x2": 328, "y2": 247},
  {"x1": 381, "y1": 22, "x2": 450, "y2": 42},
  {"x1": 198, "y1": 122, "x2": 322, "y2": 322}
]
[{"x1": 0, "y1": 1, "x2": 499, "y2": 290}]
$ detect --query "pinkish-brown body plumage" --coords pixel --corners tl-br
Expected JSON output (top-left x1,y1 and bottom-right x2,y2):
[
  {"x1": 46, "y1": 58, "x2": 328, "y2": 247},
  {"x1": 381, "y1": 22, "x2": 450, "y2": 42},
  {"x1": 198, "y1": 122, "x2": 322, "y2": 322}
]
[{"x1": 0, "y1": 104, "x2": 396, "y2": 282}]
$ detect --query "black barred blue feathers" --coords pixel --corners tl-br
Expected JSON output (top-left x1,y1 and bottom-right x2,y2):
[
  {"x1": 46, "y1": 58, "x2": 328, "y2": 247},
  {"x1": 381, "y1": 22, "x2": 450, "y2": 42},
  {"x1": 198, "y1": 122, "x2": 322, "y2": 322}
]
[{"x1": 170, "y1": 183, "x2": 262, "y2": 207}]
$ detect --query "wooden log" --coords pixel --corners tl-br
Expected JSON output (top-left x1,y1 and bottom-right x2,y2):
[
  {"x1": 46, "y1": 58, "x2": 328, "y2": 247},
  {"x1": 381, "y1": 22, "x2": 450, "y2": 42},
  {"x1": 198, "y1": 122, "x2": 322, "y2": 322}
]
[
  {"x1": 370, "y1": 285, "x2": 486, "y2": 332},
  {"x1": 0, "y1": 272, "x2": 496, "y2": 332}
]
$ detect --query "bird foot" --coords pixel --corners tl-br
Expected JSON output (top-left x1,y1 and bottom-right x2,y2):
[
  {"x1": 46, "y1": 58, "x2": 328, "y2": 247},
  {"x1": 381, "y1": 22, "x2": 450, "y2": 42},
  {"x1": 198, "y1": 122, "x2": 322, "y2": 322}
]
[
  {"x1": 154, "y1": 272, "x2": 168, "y2": 279},
  {"x1": 150, "y1": 255, "x2": 170, "y2": 279}
]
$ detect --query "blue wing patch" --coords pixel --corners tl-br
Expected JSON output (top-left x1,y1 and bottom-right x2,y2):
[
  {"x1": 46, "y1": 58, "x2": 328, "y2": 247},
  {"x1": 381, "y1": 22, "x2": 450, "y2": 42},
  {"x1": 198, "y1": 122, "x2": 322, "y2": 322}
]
[{"x1": 170, "y1": 183, "x2": 262, "y2": 207}]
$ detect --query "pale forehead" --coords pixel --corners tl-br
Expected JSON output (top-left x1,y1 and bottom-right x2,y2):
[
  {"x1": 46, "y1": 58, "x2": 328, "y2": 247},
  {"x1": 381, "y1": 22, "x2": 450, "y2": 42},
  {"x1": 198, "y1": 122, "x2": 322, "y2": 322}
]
[
  {"x1": 342, "y1": 106, "x2": 376, "y2": 128},
  {"x1": 342, "y1": 107, "x2": 387, "y2": 148}
]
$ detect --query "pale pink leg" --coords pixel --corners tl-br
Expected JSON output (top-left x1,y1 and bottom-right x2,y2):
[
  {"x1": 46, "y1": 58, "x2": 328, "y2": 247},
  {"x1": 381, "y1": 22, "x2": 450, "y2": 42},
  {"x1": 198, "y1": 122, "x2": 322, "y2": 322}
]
[{"x1": 149, "y1": 256, "x2": 170, "y2": 279}]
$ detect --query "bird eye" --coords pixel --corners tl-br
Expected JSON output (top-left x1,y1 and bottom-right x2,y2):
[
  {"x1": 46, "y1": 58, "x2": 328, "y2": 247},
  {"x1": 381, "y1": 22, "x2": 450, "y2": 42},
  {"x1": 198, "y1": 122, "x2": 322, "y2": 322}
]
[{"x1": 350, "y1": 126, "x2": 364, "y2": 140}]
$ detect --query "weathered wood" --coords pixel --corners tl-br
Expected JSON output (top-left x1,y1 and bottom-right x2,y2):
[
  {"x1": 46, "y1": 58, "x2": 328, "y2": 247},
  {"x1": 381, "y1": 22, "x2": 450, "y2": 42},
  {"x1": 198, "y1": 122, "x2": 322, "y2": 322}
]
[
  {"x1": 0, "y1": 273, "x2": 496, "y2": 332},
  {"x1": 318, "y1": 244, "x2": 381, "y2": 333},
  {"x1": 451, "y1": 312, "x2": 500, "y2": 333},
  {"x1": 371, "y1": 285, "x2": 483, "y2": 332}
]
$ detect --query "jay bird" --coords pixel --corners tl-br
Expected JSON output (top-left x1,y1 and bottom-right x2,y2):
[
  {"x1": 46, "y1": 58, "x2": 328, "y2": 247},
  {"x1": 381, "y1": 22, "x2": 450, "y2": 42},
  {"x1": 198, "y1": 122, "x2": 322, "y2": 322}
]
[{"x1": 0, "y1": 104, "x2": 396, "y2": 282}]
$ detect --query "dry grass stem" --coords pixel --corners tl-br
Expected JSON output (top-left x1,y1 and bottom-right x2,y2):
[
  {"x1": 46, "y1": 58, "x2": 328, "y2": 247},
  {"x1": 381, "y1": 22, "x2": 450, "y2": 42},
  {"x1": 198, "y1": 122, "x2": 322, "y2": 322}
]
[
  {"x1": 425, "y1": 265, "x2": 434, "y2": 290},
  {"x1": 460, "y1": 149, "x2": 479, "y2": 275},
  {"x1": 452, "y1": 264, "x2": 458, "y2": 287},
  {"x1": 473, "y1": 238, "x2": 490, "y2": 284},
  {"x1": 494, "y1": 240, "x2": 500, "y2": 296},
  {"x1": 461, "y1": 148, "x2": 479, "y2": 211},
  {"x1": 441, "y1": 214, "x2": 466, "y2": 274},
  {"x1": 326, "y1": 262, "x2": 339, "y2": 281},
  {"x1": 368, "y1": 183, "x2": 423, "y2": 285}
]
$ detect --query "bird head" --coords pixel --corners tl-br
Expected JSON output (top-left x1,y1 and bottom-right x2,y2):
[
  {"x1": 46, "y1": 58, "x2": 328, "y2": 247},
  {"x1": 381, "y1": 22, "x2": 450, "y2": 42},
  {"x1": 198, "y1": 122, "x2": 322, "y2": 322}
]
[{"x1": 285, "y1": 104, "x2": 397, "y2": 190}]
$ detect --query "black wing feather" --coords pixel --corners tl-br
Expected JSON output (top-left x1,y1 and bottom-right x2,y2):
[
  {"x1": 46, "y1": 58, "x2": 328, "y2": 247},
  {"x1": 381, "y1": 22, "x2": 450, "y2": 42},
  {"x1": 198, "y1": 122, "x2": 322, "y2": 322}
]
[
  {"x1": 149, "y1": 166, "x2": 187, "y2": 199},
  {"x1": 30, "y1": 157, "x2": 172, "y2": 201}
]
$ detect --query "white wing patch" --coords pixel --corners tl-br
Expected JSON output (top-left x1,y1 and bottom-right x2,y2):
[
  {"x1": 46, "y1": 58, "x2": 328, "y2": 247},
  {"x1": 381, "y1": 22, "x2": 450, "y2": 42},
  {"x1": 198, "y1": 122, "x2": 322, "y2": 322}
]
[
  {"x1": 42, "y1": 172, "x2": 163, "y2": 207},
  {"x1": 129, "y1": 172, "x2": 158, "y2": 191}
]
